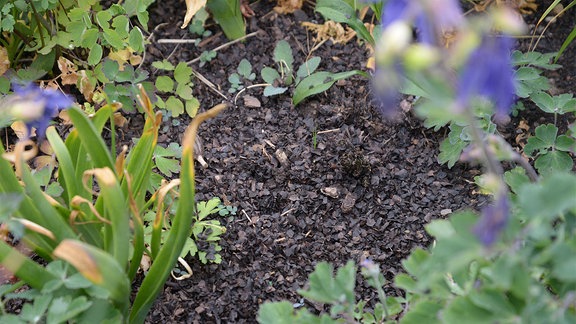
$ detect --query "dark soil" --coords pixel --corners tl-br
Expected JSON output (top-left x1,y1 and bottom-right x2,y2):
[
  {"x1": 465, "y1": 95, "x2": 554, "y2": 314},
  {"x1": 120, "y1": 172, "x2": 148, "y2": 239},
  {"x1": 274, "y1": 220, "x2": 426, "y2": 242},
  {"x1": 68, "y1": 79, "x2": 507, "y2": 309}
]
[{"x1": 137, "y1": 1, "x2": 575, "y2": 323}]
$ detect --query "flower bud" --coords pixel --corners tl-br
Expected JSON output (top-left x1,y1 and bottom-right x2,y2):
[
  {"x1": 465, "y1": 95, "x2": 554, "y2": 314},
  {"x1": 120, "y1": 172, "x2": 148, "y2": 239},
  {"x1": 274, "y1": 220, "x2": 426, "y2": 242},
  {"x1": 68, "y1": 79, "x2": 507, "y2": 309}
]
[
  {"x1": 376, "y1": 21, "x2": 412, "y2": 66},
  {"x1": 404, "y1": 44, "x2": 440, "y2": 70}
]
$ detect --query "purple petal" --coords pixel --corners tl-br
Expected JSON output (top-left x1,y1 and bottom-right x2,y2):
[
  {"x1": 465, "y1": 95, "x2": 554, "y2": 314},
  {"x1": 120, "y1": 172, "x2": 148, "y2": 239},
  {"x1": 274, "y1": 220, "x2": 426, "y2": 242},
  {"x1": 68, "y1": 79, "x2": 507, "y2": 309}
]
[{"x1": 473, "y1": 194, "x2": 509, "y2": 246}]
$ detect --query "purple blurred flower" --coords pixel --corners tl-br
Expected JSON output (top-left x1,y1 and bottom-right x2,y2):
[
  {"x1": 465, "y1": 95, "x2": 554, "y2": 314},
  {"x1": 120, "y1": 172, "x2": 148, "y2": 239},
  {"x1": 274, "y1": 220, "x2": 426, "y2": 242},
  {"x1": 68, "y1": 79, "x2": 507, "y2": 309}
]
[
  {"x1": 9, "y1": 83, "x2": 74, "y2": 139},
  {"x1": 457, "y1": 35, "x2": 516, "y2": 121},
  {"x1": 381, "y1": 0, "x2": 410, "y2": 28},
  {"x1": 373, "y1": 0, "x2": 464, "y2": 117},
  {"x1": 473, "y1": 193, "x2": 509, "y2": 247},
  {"x1": 381, "y1": 0, "x2": 463, "y2": 44}
]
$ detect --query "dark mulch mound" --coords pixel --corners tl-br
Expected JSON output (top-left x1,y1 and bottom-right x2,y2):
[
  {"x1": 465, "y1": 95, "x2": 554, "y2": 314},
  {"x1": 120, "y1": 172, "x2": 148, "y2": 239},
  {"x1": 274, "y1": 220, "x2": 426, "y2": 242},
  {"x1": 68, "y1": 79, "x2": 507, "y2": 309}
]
[{"x1": 139, "y1": 1, "x2": 575, "y2": 323}]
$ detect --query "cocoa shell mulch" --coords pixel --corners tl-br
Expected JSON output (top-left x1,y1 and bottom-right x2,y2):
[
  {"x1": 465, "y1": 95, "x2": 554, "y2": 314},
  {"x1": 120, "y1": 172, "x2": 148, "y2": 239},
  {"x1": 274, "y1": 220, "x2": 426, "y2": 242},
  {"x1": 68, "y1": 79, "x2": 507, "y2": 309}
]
[{"x1": 130, "y1": 0, "x2": 572, "y2": 323}]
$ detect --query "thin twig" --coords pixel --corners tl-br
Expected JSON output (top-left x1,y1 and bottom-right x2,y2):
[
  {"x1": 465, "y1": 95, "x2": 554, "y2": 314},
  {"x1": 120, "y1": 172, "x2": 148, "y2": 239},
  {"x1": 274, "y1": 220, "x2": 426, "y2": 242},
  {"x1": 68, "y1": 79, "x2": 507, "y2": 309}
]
[
  {"x1": 191, "y1": 69, "x2": 230, "y2": 101},
  {"x1": 234, "y1": 83, "x2": 271, "y2": 104},
  {"x1": 186, "y1": 31, "x2": 261, "y2": 65},
  {"x1": 157, "y1": 39, "x2": 199, "y2": 44}
]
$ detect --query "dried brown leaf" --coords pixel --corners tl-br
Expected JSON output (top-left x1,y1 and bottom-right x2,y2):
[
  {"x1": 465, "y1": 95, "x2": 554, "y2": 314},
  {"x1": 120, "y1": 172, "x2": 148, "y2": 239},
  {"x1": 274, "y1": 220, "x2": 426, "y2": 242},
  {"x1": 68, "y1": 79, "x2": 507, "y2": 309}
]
[
  {"x1": 274, "y1": 0, "x2": 303, "y2": 14},
  {"x1": 181, "y1": 0, "x2": 207, "y2": 29},
  {"x1": 0, "y1": 46, "x2": 9, "y2": 76}
]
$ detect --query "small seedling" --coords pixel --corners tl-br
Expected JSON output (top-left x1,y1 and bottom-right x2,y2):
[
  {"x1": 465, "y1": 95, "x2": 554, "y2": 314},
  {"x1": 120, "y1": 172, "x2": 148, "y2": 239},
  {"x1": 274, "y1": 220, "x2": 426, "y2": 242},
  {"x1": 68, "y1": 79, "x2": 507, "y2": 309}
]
[
  {"x1": 153, "y1": 60, "x2": 200, "y2": 117},
  {"x1": 261, "y1": 40, "x2": 365, "y2": 104},
  {"x1": 229, "y1": 59, "x2": 256, "y2": 93}
]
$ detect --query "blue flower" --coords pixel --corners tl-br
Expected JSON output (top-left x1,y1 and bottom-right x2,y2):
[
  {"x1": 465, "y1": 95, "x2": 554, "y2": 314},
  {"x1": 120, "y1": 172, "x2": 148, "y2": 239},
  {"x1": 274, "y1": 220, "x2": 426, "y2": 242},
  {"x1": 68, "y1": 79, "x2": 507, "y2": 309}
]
[
  {"x1": 8, "y1": 83, "x2": 74, "y2": 139},
  {"x1": 381, "y1": 0, "x2": 463, "y2": 44},
  {"x1": 456, "y1": 35, "x2": 516, "y2": 121},
  {"x1": 381, "y1": 0, "x2": 410, "y2": 28},
  {"x1": 473, "y1": 193, "x2": 509, "y2": 247}
]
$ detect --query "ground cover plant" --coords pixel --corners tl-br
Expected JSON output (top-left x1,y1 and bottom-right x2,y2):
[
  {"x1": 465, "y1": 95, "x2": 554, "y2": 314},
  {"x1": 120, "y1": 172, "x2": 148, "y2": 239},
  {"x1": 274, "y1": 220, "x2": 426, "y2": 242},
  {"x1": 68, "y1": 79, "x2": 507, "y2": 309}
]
[{"x1": 0, "y1": 0, "x2": 575, "y2": 323}]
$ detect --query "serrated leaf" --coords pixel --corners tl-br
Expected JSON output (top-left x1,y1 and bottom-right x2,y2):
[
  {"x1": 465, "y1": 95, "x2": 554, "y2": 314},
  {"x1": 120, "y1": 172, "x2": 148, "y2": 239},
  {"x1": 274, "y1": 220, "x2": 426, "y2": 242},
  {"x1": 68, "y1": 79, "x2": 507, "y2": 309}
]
[
  {"x1": 197, "y1": 197, "x2": 222, "y2": 220},
  {"x1": 261, "y1": 67, "x2": 280, "y2": 84},
  {"x1": 257, "y1": 302, "x2": 297, "y2": 324},
  {"x1": 504, "y1": 167, "x2": 530, "y2": 194},
  {"x1": 518, "y1": 173, "x2": 576, "y2": 219},
  {"x1": 155, "y1": 156, "x2": 180, "y2": 177},
  {"x1": 228, "y1": 73, "x2": 241, "y2": 85},
  {"x1": 534, "y1": 151, "x2": 574, "y2": 175},
  {"x1": 263, "y1": 86, "x2": 287, "y2": 97},
  {"x1": 165, "y1": 96, "x2": 184, "y2": 117},
  {"x1": 273, "y1": 40, "x2": 293, "y2": 71},
  {"x1": 531, "y1": 92, "x2": 554, "y2": 112},
  {"x1": 155, "y1": 76, "x2": 174, "y2": 92},
  {"x1": 185, "y1": 97, "x2": 200, "y2": 117},
  {"x1": 174, "y1": 62, "x2": 192, "y2": 84},
  {"x1": 556, "y1": 135, "x2": 576, "y2": 151},
  {"x1": 152, "y1": 60, "x2": 175, "y2": 70},
  {"x1": 437, "y1": 137, "x2": 467, "y2": 168},
  {"x1": 177, "y1": 84, "x2": 194, "y2": 100}
]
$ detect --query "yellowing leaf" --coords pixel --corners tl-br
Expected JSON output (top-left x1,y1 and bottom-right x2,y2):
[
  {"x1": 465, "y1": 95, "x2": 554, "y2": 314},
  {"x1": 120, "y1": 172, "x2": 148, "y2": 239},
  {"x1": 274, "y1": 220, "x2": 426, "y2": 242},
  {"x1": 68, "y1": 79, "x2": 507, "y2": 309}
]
[
  {"x1": 301, "y1": 21, "x2": 356, "y2": 45},
  {"x1": 0, "y1": 46, "x2": 9, "y2": 76},
  {"x1": 57, "y1": 57, "x2": 79, "y2": 85},
  {"x1": 274, "y1": 0, "x2": 303, "y2": 14},
  {"x1": 181, "y1": 0, "x2": 207, "y2": 29},
  {"x1": 53, "y1": 240, "x2": 103, "y2": 284},
  {"x1": 108, "y1": 47, "x2": 142, "y2": 70},
  {"x1": 10, "y1": 121, "x2": 32, "y2": 139},
  {"x1": 78, "y1": 70, "x2": 95, "y2": 102}
]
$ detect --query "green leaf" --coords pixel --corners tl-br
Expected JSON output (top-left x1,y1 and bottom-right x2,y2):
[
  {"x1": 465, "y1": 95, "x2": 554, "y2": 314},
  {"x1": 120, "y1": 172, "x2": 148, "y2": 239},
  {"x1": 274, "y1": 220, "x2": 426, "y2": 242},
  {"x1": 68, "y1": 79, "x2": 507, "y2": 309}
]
[
  {"x1": 237, "y1": 59, "x2": 252, "y2": 78},
  {"x1": 257, "y1": 302, "x2": 297, "y2": 324},
  {"x1": 535, "y1": 151, "x2": 574, "y2": 175},
  {"x1": 400, "y1": 301, "x2": 442, "y2": 324},
  {"x1": 273, "y1": 40, "x2": 294, "y2": 72},
  {"x1": 101, "y1": 28, "x2": 124, "y2": 49},
  {"x1": 152, "y1": 60, "x2": 175, "y2": 71},
  {"x1": 166, "y1": 96, "x2": 184, "y2": 117},
  {"x1": 315, "y1": 0, "x2": 374, "y2": 45},
  {"x1": 262, "y1": 67, "x2": 280, "y2": 84},
  {"x1": 206, "y1": 0, "x2": 246, "y2": 40},
  {"x1": 88, "y1": 44, "x2": 103, "y2": 66},
  {"x1": 263, "y1": 86, "x2": 287, "y2": 96},
  {"x1": 504, "y1": 167, "x2": 530, "y2": 194},
  {"x1": 438, "y1": 137, "x2": 467, "y2": 168},
  {"x1": 298, "y1": 261, "x2": 356, "y2": 305},
  {"x1": 155, "y1": 76, "x2": 174, "y2": 92},
  {"x1": 47, "y1": 296, "x2": 92, "y2": 323},
  {"x1": 555, "y1": 24, "x2": 576, "y2": 63},
  {"x1": 129, "y1": 27, "x2": 145, "y2": 53},
  {"x1": 532, "y1": 92, "x2": 576, "y2": 114},
  {"x1": 442, "y1": 296, "x2": 496, "y2": 323},
  {"x1": 185, "y1": 97, "x2": 200, "y2": 117},
  {"x1": 174, "y1": 62, "x2": 192, "y2": 84},
  {"x1": 518, "y1": 172, "x2": 576, "y2": 219},
  {"x1": 293, "y1": 70, "x2": 364, "y2": 106},
  {"x1": 197, "y1": 198, "x2": 223, "y2": 220},
  {"x1": 296, "y1": 57, "x2": 321, "y2": 79},
  {"x1": 228, "y1": 73, "x2": 241, "y2": 85},
  {"x1": 524, "y1": 124, "x2": 558, "y2": 156},
  {"x1": 176, "y1": 84, "x2": 194, "y2": 100},
  {"x1": 0, "y1": 194, "x2": 23, "y2": 221},
  {"x1": 556, "y1": 135, "x2": 576, "y2": 151},
  {"x1": 96, "y1": 10, "x2": 112, "y2": 29},
  {"x1": 512, "y1": 50, "x2": 561, "y2": 70},
  {"x1": 112, "y1": 15, "x2": 130, "y2": 38}
]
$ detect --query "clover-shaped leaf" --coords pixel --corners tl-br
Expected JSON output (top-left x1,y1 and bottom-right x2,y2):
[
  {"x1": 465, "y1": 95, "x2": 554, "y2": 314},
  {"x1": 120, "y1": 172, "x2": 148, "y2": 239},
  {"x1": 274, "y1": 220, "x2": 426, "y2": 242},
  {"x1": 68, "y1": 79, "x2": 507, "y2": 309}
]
[{"x1": 531, "y1": 92, "x2": 576, "y2": 114}]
